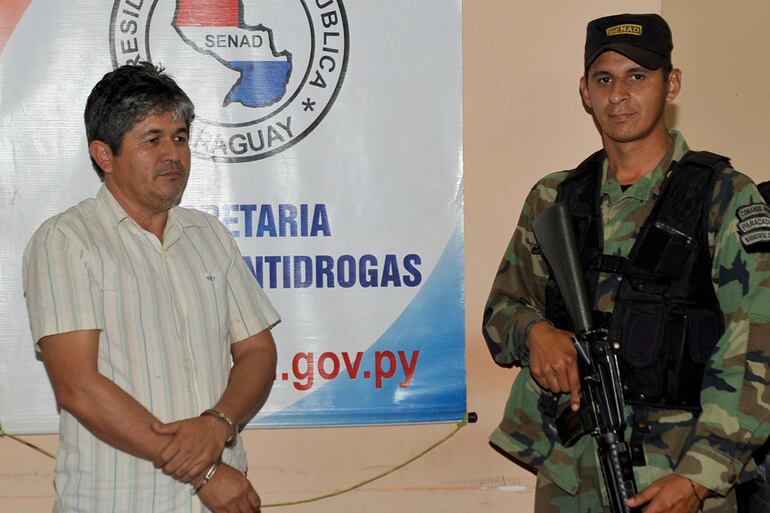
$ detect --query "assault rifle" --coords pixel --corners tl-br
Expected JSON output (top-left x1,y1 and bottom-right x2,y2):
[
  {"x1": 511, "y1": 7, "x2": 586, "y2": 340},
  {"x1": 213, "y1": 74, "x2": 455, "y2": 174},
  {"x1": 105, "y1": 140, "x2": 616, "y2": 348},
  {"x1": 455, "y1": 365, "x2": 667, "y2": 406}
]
[{"x1": 532, "y1": 202, "x2": 639, "y2": 513}]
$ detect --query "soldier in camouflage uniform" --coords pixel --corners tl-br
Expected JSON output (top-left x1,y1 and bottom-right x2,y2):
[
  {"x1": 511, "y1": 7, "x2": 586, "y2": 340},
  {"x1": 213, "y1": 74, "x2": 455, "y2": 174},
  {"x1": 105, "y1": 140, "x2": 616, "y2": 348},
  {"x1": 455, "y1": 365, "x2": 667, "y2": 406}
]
[{"x1": 482, "y1": 13, "x2": 770, "y2": 513}]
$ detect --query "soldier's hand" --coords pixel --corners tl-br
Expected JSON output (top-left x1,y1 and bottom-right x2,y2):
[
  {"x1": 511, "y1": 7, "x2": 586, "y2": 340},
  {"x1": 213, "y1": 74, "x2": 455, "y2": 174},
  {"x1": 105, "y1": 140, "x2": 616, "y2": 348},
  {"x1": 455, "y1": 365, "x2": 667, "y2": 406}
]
[
  {"x1": 152, "y1": 415, "x2": 230, "y2": 483},
  {"x1": 526, "y1": 320, "x2": 581, "y2": 410},
  {"x1": 196, "y1": 463, "x2": 261, "y2": 513},
  {"x1": 627, "y1": 473, "x2": 707, "y2": 513}
]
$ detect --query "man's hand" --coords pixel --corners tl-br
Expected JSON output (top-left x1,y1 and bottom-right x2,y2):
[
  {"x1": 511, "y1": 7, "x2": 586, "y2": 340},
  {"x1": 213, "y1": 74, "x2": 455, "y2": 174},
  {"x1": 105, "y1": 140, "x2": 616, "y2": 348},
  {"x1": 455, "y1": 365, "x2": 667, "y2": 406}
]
[
  {"x1": 526, "y1": 321, "x2": 581, "y2": 410},
  {"x1": 627, "y1": 474, "x2": 708, "y2": 513},
  {"x1": 152, "y1": 415, "x2": 230, "y2": 483},
  {"x1": 197, "y1": 463, "x2": 261, "y2": 513}
]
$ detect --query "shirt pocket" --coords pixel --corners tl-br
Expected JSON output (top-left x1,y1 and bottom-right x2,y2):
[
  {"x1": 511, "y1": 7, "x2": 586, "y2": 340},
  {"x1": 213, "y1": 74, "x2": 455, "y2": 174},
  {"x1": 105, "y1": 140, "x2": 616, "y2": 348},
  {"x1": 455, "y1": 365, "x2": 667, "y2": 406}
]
[{"x1": 170, "y1": 257, "x2": 231, "y2": 344}]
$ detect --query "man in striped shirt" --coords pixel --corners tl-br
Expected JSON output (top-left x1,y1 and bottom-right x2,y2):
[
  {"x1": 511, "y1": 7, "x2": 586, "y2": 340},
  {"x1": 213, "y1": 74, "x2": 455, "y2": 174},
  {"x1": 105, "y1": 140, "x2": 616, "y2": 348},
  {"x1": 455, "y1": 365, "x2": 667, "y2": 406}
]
[{"x1": 23, "y1": 62, "x2": 280, "y2": 513}]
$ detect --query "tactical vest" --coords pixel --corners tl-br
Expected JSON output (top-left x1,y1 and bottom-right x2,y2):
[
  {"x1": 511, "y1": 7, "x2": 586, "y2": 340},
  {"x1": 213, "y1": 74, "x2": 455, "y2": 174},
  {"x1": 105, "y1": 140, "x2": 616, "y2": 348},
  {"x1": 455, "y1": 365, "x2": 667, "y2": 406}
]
[
  {"x1": 544, "y1": 150, "x2": 730, "y2": 410},
  {"x1": 759, "y1": 181, "x2": 770, "y2": 203}
]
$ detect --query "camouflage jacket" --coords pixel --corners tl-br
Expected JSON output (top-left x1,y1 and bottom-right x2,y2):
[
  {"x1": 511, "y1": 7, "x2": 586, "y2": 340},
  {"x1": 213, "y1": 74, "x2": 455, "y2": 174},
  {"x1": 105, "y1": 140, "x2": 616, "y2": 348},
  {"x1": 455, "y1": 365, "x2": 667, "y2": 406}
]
[{"x1": 483, "y1": 130, "x2": 770, "y2": 497}]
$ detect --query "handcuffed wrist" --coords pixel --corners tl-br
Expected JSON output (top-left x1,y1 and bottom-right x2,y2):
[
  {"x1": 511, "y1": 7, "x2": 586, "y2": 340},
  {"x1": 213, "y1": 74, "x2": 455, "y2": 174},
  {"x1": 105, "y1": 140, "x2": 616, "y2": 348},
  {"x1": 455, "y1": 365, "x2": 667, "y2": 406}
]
[
  {"x1": 201, "y1": 408, "x2": 237, "y2": 447},
  {"x1": 192, "y1": 459, "x2": 221, "y2": 495}
]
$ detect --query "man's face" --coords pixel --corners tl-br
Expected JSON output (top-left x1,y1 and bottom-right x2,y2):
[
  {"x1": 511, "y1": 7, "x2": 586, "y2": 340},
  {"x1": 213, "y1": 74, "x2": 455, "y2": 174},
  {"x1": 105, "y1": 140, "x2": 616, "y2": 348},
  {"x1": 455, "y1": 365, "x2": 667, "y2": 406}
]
[
  {"x1": 579, "y1": 51, "x2": 680, "y2": 145},
  {"x1": 95, "y1": 110, "x2": 191, "y2": 216}
]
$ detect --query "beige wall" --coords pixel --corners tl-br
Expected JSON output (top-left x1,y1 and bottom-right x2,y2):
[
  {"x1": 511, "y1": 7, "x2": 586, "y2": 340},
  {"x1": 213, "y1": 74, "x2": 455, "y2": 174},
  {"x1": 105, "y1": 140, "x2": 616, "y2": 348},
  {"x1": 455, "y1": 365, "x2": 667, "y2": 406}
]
[
  {"x1": 663, "y1": 0, "x2": 770, "y2": 181},
  {"x1": 3, "y1": 1, "x2": 770, "y2": 511}
]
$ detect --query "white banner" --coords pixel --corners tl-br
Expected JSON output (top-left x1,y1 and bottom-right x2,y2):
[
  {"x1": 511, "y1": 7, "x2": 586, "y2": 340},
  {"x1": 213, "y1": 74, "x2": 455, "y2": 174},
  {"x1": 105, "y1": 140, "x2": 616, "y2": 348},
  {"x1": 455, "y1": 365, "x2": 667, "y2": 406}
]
[{"x1": 0, "y1": 0, "x2": 464, "y2": 434}]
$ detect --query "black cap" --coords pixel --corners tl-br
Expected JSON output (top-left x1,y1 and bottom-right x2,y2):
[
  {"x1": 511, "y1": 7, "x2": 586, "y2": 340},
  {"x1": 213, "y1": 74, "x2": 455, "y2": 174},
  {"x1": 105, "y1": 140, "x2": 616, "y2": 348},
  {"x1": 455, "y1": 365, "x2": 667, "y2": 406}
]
[{"x1": 584, "y1": 13, "x2": 672, "y2": 71}]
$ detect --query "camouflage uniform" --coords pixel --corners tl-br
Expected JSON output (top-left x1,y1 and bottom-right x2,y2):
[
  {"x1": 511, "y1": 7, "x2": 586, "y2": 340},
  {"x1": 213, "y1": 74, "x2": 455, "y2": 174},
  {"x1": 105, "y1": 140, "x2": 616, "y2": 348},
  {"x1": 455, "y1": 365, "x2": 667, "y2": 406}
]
[{"x1": 483, "y1": 130, "x2": 770, "y2": 512}]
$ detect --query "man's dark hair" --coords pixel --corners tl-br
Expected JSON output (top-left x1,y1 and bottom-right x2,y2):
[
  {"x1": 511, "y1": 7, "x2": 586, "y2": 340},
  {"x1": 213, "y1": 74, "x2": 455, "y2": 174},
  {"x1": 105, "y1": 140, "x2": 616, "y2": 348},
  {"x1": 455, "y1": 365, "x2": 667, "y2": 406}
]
[{"x1": 84, "y1": 62, "x2": 194, "y2": 179}]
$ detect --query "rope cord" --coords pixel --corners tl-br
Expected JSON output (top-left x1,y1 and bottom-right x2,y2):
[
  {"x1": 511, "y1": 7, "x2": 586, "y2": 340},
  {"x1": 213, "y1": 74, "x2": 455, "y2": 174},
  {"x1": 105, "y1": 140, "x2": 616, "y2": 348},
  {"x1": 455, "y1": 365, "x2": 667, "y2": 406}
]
[
  {"x1": 0, "y1": 414, "x2": 470, "y2": 508},
  {"x1": 0, "y1": 424, "x2": 56, "y2": 459},
  {"x1": 262, "y1": 416, "x2": 469, "y2": 508}
]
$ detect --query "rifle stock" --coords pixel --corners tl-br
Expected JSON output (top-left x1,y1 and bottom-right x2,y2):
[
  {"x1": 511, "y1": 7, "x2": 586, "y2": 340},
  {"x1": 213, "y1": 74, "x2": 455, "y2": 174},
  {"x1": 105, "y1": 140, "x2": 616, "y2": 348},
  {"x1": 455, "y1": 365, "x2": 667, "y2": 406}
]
[
  {"x1": 532, "y1": 202, "x2": 640, "y2": 513},
  {"x1": 531, "y1": 202, "x2": 592, "y2": 333}
]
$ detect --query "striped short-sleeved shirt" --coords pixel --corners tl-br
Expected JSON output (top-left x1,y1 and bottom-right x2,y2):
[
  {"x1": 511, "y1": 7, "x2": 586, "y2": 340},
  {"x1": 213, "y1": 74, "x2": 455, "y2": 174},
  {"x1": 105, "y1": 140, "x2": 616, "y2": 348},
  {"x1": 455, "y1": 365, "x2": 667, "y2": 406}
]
[{"x1": 22, "y1": 185, "x2": 280, "y2": 513}]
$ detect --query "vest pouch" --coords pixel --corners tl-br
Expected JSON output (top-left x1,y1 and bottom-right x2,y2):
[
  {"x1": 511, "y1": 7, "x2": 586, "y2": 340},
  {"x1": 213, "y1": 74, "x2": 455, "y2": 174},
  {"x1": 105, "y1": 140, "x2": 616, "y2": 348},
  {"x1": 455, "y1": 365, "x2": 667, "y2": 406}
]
[
  {"x1": 634, "y1": 222, "x2": 694, "y2": 280},
  {"x1": 620, "y1": 302, "x2": 666, "y2": 367},
  {"x1": 687, "y1": 308, "x2": 723, "y2": 364},
  {"x1": 620, "y1": 302, "x2": 667, "y2": 402}
]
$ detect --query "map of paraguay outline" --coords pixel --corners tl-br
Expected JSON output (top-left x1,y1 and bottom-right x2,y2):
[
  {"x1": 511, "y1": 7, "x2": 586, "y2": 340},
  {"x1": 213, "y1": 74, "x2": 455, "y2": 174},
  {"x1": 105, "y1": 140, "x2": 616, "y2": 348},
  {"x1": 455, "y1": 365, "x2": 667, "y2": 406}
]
[{"x1": 172, "y1": 0, "x2": 293, "y2": 108}]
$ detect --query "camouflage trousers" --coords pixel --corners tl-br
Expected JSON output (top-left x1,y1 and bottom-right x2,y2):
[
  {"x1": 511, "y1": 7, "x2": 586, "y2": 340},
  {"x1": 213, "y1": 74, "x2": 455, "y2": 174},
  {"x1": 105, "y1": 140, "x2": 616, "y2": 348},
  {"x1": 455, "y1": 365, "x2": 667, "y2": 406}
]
[{"x1": 533, "y1": 443, "x2": 737, "y2": 513}]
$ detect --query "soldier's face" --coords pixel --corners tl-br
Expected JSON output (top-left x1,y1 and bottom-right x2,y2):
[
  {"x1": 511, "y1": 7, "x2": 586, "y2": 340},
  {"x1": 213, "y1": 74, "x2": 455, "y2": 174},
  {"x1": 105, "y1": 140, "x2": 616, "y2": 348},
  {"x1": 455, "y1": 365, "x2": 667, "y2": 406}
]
[
  {"x1": 95, "y1": 110, "x2": 191, "y2": 216},
  {"x1": 579, "y1": 51, "x2": 680, "y2": 145}
]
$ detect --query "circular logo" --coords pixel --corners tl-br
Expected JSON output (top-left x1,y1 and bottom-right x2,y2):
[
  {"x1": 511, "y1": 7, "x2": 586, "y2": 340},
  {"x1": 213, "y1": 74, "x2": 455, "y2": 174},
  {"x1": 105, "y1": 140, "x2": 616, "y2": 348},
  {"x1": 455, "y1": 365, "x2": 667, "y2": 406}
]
[{"x1": 110, "y1": 0, "x2": 349, "y2": 163}]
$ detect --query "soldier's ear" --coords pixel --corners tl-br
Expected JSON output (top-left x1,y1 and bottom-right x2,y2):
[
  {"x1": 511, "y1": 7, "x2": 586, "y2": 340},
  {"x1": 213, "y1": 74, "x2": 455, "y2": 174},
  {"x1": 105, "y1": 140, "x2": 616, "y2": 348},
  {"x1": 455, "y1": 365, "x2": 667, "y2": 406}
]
[
  {"x1": 579, "y1": 75, "x2": 593, "y2": 113},
  {"x1": 665, "y1": 68, "x2": 681, "y2": 103},
  {"x1": 89, "y1": 141, "x2": 114, "y2": 176}
]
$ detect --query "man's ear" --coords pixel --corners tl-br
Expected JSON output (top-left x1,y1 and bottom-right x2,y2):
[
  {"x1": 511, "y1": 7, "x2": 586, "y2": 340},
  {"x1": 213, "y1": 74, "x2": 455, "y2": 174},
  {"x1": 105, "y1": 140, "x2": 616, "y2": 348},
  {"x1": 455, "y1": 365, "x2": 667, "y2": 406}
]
[
  {"x1": 89, "y1": 141, "x2": 114, "y2": 176},
  {"x1": 665, "y1": 68, "x2": 682, "y2": 103},
  {"x1": 579, "y1": 75, "x2": 593, "y2": 113}
]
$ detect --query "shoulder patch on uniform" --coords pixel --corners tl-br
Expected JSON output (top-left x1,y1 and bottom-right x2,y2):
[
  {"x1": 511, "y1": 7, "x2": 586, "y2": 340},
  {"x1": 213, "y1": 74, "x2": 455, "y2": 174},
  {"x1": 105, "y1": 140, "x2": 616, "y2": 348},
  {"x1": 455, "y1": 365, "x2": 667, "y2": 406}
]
[
  {"x1": 736, "y1": 203, "x2": 770, "y2": 253},
  {"x1": 737, "y1": 203, "x2": 770, "y2": 220}
]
